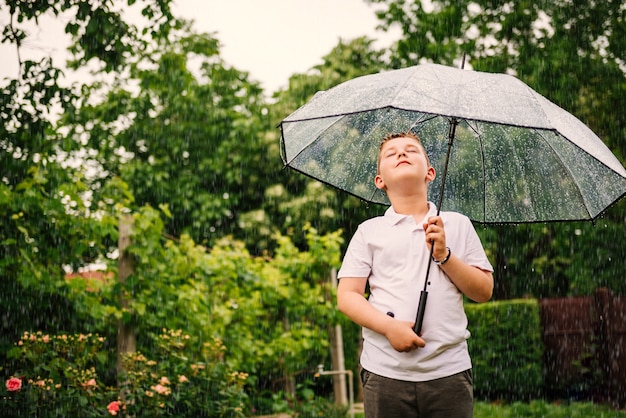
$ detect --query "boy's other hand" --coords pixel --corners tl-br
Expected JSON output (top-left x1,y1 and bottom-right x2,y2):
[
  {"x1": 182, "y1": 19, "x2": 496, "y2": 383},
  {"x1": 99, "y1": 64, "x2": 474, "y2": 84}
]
[{"x1": 385, "y1": 319, "x2": 426, "y2": 352}]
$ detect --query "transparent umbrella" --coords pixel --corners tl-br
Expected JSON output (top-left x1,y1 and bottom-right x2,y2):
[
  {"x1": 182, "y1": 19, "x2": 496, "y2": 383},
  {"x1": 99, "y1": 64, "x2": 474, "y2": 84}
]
[
  {"x1": 280, "y1": 63, "x2": 626, "y2": 223},
  {"x1": 278, "y1": 62, "x2": 626, "y2": 332}
]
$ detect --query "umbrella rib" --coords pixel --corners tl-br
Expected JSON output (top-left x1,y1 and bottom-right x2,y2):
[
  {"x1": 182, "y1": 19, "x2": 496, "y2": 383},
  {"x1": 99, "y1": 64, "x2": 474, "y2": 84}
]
[
  {"x1": 285, "y1": 107, "x2": 429, "y2": 206},
  {"x1": 279, "y1": 124, "x2": 288, "y2": 164},
  {"x1": 409, "y1": 114, "x2": 439, "y2": 135},
  {"x1": 535, "y1": 129, "x2": 595, "y2": 219},
  {"x1": 465, "y1": 120, "x2": 488, "y2": 223}
]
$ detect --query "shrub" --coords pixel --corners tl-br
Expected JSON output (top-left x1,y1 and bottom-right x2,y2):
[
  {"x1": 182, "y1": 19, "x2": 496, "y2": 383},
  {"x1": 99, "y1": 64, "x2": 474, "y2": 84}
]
[
  {"x1": 1, "y1": 329, "x2": 248, "y2": 417},
  {"x1": 467, "y1": 299, "x2": 544, "y2": 400},
  {"x1": 2, "y1": 331, "x2": 110, "y2": 417},
  {"x1": 117, "y1": 329, "x2": 248, "y2": 417}
]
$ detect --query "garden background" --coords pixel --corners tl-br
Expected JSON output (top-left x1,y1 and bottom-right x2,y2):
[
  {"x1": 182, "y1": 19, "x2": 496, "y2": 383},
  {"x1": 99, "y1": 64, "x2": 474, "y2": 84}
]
[{"x1": 1, "y1": 0, "x2": 625, "y2": 416}]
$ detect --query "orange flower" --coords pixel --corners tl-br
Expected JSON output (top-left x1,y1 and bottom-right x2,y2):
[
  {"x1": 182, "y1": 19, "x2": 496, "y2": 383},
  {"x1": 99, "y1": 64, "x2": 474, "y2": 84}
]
[{"x1": 151, "y1": 384, "x2": 171, "y2": 396}]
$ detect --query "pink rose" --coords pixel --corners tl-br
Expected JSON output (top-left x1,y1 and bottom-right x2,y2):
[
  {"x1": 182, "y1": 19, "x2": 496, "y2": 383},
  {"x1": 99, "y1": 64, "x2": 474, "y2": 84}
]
[
  {"x1": 6, "y1": 377, "x2": 22, "y2": 392},
  {"x1": 107, "y1": 401, "x2": 121, "y2": 416}
]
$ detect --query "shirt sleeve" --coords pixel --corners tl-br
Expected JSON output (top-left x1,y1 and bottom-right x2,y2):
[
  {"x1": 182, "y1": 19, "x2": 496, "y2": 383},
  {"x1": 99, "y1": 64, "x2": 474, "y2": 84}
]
[
  {"x1": 337, "y1": 226, "x2": 373, "y2": 279},
  {"x1": 461, "y1": 217, "x2": 494, "y2": 272}
]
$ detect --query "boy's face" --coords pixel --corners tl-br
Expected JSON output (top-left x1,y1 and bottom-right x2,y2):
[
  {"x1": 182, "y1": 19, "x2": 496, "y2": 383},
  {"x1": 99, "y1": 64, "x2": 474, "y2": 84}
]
[{"x1": 375, "y1": 135, "x2": 435, "y2": 192}]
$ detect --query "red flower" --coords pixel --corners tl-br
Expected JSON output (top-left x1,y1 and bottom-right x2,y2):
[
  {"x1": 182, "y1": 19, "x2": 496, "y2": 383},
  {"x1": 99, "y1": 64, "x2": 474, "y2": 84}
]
[
  {"x1": 6, "y1": 377, "x2": 22, "y2": 392},
  {"x1": 107, "y1": 401, "x2": 121, "y2": 416}
]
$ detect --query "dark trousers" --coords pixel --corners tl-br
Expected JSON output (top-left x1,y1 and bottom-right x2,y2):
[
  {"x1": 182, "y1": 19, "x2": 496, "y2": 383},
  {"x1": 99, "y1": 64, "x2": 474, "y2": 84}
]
[{"x1": 360, "y1": 368, "x2": 473, "y2": 418}]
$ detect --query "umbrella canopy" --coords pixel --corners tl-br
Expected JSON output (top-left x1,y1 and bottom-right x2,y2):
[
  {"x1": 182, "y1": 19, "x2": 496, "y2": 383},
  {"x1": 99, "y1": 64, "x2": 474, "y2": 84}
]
[{"x1": 279, "y1": 63, "x2": 626, "y2": 224}]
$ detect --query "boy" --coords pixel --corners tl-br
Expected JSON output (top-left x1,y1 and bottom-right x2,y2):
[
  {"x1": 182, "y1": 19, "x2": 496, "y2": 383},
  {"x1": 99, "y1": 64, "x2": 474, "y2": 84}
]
[{"x1": 337, "y1": 132, "x2": 494, "y2": 418}]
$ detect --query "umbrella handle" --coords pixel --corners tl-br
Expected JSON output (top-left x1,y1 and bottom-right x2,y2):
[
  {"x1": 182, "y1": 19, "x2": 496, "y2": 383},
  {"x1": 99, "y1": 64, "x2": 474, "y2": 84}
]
[{"x1": 413, "y1": 290, "x2": 428, "y2": 335}]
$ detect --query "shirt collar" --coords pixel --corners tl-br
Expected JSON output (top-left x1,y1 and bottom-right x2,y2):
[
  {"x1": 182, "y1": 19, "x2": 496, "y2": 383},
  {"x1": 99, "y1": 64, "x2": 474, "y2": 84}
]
[{"x1": 383, "y1": 202, "x2": 438, "y2": 226}]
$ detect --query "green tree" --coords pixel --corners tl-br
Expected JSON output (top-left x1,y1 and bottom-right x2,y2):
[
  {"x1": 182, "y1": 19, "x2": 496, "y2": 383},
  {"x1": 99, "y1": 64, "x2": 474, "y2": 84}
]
[
  {"x1": 60, "y1": 24, "x2": 274, "y2": 252},
  {"x1": 0, "y1": 0, "x2": 176, "y2": 363},
  {"x1": 258, "y1": 37, "x2": 391, "y2": 251}
]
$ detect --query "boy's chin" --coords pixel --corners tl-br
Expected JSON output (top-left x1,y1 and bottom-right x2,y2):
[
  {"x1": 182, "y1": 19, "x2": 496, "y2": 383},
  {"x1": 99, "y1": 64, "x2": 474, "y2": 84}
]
[
  {"x1": 390, "y1": 181, "x2": 428, "y2": 193},
  {"x1": 392, "y1": 172, "x2": 427, "y2": 184}
]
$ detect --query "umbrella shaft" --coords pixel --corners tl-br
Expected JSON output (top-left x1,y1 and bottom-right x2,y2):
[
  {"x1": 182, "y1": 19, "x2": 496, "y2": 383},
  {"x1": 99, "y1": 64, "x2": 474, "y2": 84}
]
[{"x1": 415, "y1": 118, "x2": 458, "y2": 335}]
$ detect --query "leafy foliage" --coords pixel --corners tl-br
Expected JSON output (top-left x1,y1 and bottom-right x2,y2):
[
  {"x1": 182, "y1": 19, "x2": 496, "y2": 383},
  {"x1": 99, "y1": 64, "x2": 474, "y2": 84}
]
[
  {"x1": 3, "y1": 331, "x2": 111, "y2": 417},
  {"x1": 474, "y1": 400, "x2": 626, "y2": 417},
  {"x1": 0, "y1": 0, "x2": 176, "y2": 370},
  {"x1": 118, "y1": 330, "x2": 248, "y2": 417},
  {"x1": 60, "y1": 24, "x2": 273, "y2": 252},
  {"x1": 467, "y1": 300, "x2": 544, "y2": 400},
  {"x1": 50, "y1": 205, "x2": 343, "y2": 411},
  {"x1": 2, "y1": 329, "x2": 248, "y2": 417},
  {"x1": 264, "y1": 37, "x2": 390, "y2": 249}
]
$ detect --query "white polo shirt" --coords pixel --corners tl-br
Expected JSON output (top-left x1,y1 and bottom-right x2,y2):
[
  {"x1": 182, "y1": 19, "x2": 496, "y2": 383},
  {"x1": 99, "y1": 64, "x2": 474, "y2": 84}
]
[{"x1": 337, "y1": 203, "x2": 493, "y2": 382}]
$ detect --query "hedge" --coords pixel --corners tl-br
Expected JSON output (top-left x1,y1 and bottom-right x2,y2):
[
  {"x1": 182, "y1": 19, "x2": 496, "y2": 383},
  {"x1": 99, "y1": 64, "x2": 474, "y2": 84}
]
[{"x1": 466, "y1": 299, "x2": 544, "y2": 400}]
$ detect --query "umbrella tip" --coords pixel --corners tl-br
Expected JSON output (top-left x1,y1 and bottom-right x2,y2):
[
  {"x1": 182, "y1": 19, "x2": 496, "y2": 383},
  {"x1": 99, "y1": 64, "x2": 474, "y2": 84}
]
[{"x1": 461, "y1": 52, "x2": 467, "y2": 69}]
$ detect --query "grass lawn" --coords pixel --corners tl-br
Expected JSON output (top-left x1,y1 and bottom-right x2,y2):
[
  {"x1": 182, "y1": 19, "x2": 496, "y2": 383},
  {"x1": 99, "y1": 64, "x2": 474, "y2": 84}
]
[
  {"x1": 474, "y1": 400, "x2": 626, "y2": 417},
  {"x1": 352, "y1": 400, "x2": 626, "y2": 417}
]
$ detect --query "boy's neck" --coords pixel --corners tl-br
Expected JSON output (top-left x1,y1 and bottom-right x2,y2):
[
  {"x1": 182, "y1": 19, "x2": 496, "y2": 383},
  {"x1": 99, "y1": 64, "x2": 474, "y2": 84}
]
[{"x1": 389, "y1": 193, "x2": 430, "y2": 221}]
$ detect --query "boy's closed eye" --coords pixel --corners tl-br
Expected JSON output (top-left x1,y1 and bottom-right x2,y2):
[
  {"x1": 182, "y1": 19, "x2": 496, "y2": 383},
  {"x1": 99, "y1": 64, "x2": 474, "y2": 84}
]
[{"x1": 385, "y1": 146, "x2": 419, "y2": 158}]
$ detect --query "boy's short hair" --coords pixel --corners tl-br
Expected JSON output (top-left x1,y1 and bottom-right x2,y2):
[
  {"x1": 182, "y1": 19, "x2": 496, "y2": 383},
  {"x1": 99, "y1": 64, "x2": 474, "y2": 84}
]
[{"x1": 377, "y1": 132, "x2": 431, "y2": 173}]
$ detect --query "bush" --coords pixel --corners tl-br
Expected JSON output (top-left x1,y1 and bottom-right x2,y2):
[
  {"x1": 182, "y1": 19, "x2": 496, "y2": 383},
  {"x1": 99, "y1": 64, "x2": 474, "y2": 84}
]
[
  {"x1": 2, "y1": 331, "x2": 110, "y2": 417},
  {"x1": 1, "y1": 329, "x2": 248, "y2": 417},
  {"x1": 467, "y1": 299, "x2": 544, "y2": 400},
  {"x1": 117, "y1": 329, "x2": 248, "y2": 417}
]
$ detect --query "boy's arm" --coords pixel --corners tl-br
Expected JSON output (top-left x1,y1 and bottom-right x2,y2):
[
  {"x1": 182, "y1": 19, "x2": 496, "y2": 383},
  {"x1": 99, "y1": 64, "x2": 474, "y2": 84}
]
[
  {"x1": 437, "y1": 257, "x2": 493, "y2": 303},
  {"x1": 425, "y1": 216, "x2": 494, "y2": 303},
  {"x1": 337, "y1": 277, "x2": 426, "y2": 352}
]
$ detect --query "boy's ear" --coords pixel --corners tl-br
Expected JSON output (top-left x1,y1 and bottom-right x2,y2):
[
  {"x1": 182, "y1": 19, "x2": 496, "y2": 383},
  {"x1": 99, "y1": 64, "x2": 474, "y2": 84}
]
[
  {"x1": 426, "y1": 166, "x2": 436, "y2": 182},
  {"x1": 374, "y1": 174, "x2": 386, "y2": 190}
]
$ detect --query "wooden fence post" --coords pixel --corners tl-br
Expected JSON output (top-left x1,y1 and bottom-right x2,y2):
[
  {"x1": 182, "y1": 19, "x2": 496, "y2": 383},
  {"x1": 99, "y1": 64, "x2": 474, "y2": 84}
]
[
  {"x1": 328, "y1": 268, "x2": 348, "y2": 406},
  {"x1": 117, "y1": 214, "x2": 136, "y2": 381}
]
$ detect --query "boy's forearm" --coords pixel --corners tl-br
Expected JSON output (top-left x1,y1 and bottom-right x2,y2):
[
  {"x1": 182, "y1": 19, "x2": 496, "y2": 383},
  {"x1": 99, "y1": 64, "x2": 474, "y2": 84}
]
[
  {"x1": 438, "y1": 254, "x2": 493, "y2": 302},
  {"x1": 337, "y1": 290, "x2": 394, "y2": 335},
  {"x1": 338, "y1": 285, "x2": 427, "y2": 351}
]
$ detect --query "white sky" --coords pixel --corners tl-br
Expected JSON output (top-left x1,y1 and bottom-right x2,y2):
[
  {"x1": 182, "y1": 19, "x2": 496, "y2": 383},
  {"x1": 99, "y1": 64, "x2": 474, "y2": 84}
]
[
  {"x1": 0, "y1": 0, "x2": 401, "y2": 94},
  {"x1": 175, "y1": 0, "x2": 401, "y2": 92}
]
